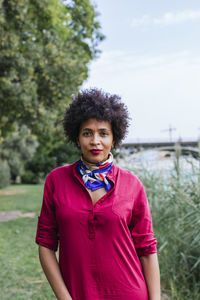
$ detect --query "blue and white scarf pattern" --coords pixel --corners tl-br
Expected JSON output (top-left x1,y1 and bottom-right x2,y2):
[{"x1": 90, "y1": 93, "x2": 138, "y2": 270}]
[{"x1": 77, "y1": 152, "x2": 113, "y2": 191}]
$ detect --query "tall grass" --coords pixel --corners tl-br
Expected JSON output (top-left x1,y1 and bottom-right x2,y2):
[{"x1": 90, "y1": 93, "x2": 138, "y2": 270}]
[{"x1": 130, "y1": 148, "x2": 200, "y2": 299}]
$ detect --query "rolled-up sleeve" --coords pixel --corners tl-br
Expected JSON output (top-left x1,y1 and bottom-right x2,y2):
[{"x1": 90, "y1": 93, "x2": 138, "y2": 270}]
[
  {"x1": 130, "y1": 184, "x2": 157, "y2": 257},
  {"x1": 35, "y1": 173, "x2": 59, "y2": 251}
]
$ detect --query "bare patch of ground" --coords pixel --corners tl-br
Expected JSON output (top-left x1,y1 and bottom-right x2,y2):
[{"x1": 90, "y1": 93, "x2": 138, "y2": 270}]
[
  {"x1": 0, "y1": 189, "x2": 25, "y2": 195},
  {"x1": 0, "y1": 210, "x2": 36, "y2": 222}
]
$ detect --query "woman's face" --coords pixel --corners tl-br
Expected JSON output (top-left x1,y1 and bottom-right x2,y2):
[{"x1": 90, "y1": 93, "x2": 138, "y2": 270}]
[{"x1": 78, "y1": 118, "x2": 114, "y2": 164}]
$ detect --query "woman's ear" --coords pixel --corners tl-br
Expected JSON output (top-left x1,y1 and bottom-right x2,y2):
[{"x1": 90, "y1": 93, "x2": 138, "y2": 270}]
[{"x1": 76, "y1": 138, "x2": 80, "y2": 148}]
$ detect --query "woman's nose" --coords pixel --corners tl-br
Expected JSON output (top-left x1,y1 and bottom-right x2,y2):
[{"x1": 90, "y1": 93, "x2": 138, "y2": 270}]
[{"x1": 90, "y1": 133, "x2": 100, "y2": 145}]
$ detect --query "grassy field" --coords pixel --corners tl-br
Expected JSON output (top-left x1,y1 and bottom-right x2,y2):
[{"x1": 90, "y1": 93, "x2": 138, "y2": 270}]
[{"x1": 0, "y1": 185, "x2": 55, "y2": 299}]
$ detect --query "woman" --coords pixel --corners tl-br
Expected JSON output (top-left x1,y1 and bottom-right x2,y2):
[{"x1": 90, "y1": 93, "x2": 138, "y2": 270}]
[{"x1": 36, "y1": 88, "x2": 160, "y2": 300}]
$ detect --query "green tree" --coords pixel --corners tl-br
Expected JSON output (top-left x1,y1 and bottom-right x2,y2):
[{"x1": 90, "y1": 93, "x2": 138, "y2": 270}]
[{"x1": 0, "y1": 0, "x2": 104, "y2": 139}]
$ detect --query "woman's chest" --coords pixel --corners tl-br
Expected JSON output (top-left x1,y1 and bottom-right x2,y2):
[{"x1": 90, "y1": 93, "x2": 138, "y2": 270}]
[
  {"x1": 86, "y1": 187, "x2": 108, "y2": 205},
  {"x1": 53, "y1": 183, "x2": 134, "y2": 230}
]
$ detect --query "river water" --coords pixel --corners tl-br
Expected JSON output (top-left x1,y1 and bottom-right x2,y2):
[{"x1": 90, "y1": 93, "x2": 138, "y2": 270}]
[{"x1": 116, "y1": 148, "x2": 200, "y2": 177}]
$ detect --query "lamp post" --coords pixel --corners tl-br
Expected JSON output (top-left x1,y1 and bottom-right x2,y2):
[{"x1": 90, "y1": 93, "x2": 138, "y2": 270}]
[{"x1": 161, "y1": 124, "x2": 177, "y2": 142}]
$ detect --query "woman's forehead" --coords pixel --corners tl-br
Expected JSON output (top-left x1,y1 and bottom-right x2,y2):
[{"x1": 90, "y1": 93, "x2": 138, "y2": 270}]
[{"x1": 80, "y1": 118, "x2": 112, "y2": 130}]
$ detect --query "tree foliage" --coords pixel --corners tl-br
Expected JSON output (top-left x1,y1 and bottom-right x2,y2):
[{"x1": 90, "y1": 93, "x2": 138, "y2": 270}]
[
  {"x1": 0, "y1": 0, "x2": 104, "y2": 186},
  {"x1": 23, "y1": 127, "x2": 80, "y2": 184},
  {"x1": 0, "y1": 0, "x2": 104, "y2": 138}
]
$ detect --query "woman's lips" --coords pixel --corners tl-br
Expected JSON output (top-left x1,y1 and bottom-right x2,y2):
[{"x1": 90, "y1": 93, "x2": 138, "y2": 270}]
[{"x1": 90, "y1": 149, "x2": 102, "y2": 155}]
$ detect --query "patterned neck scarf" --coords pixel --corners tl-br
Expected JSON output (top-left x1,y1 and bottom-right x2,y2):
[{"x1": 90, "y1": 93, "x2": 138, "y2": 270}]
[{"x1": 77, "y1": 152, "x2": 113, "y2": 192}]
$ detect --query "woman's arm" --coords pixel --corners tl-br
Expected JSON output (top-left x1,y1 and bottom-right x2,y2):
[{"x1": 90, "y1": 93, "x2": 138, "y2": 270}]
[
  {"x1": 140, "y1": 253, "x2": 161, "y2": 300},
  {"x1": 38, "y1": 245, "x2": 72, "y2": 300}
]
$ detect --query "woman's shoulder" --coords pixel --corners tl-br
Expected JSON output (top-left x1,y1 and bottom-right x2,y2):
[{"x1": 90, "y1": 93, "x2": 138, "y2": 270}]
[
  {"x1": 114, "y1": 164, "x2": 144, "y2": 188},
  {"x1": 46, "y1": 161, "x2": 77, "y2": 181}
]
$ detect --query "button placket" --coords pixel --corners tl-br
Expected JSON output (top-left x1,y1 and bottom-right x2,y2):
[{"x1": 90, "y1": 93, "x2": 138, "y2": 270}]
[
  {"x1": 87, "y1": 180, "x2": 115, "y2": 239},
  {"x1": 73, "y1": 166, "x2": 115, "y2": 240},
  {"x1": 88, "y1": 211, "x2": 96, "y2": 240}
]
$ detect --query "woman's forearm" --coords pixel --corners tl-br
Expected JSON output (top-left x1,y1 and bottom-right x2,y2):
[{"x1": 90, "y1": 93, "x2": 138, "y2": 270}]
[
  {"x1": 140, "y1": 253, "x2": 161, "y2": 300},
  {"x1": 38, "y1": 245, "x2": 72, "y2": 300}
]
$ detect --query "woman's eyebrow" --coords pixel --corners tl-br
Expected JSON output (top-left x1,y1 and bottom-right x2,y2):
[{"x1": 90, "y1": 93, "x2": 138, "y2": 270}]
[
  {"x1": 98, "y1": 128, "x2": 111, "y2": 131},
  {"x1": 82, "y1": 128, "x2": 111, "y2": 131},
  {"x1": 82, "y1": 128, "x2": 92, "y2": 131}
]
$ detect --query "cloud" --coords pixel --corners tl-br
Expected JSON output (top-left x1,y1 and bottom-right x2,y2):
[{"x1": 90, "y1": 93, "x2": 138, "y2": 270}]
[
  {"x1": 154, "y1": 10, "x2": 200, "y2": 25},
  {"x1": 131, "y1": 10, "x2": 200, "y2": 27},
  {"x1": 86, "y1": 50, "x2": 199, "y2": 74},
  {"x1": 131, "y1": 15, "x2": 150, "y2": 27}
]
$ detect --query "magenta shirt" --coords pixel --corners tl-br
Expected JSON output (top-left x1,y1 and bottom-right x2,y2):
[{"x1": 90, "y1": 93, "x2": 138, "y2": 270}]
[{"x1": 36, "y1": 161, "x2": 157, "y2": 300}]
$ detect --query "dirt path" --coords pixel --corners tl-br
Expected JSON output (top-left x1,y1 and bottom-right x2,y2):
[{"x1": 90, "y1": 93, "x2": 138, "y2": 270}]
[
  {"x1": 0, "y1": 189, "x2": 25, "y2": 195},
  {"x1": 0, "y1": 210, "x2": 36, "y2": 222}
]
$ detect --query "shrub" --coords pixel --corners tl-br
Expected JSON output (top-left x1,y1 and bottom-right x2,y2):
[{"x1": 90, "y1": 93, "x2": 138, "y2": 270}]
[
  {"x1": 21, "y1": 170, "x2": 43, "y2": 184},
  {"x1": 22, "y1": 141, "x2": 80, "y2": 184},
  {"x1": 0, "y1": 160, "x2": 11, "y2": 188},
  {"x1": 0, "y1": 125, "x2": 38, "y2": 183}
]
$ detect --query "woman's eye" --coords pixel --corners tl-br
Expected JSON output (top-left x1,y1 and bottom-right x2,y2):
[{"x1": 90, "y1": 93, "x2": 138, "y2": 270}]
[
  {"x1": 82, "y1": 131, "x2": 108, "y2": 137},
  {"x1": 83, "y1": 132, "x2": 91, "y2": 136},
  {"x1": 101, "y1": 132, "x2": 108, "y2": 136}
]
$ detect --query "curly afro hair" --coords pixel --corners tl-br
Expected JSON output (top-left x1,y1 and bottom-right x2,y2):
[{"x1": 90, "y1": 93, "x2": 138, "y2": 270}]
[{"x1": 63, "y1": 88, "x2": 130, "y2": 148}]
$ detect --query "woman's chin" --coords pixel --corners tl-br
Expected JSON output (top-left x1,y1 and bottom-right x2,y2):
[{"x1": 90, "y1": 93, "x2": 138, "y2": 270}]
[
  {"x1": 83, "y1": 154, "x2": 104, "y2": 164},
  {"x1": 86, "y1": 158, "x2": 102, "y2": 164}
]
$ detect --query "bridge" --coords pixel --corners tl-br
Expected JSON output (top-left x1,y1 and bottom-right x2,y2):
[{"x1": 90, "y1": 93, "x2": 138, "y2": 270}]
[{"x1": 121, "y1": 139, "x2": 200, "y2": 159}]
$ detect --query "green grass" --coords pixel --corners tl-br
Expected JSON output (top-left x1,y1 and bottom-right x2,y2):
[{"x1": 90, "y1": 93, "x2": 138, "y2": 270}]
[
  {"x1": 0, "y1": 184, "x2": 55, "y2": 299},
  {"x1": 0, "y1": 184, "x2": 43, "y2": 213}
]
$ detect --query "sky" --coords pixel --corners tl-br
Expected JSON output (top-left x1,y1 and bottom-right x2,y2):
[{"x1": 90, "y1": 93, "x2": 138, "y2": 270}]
[{"x1": 83, "y1": 0, "x2": 200, "y2": 142}]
